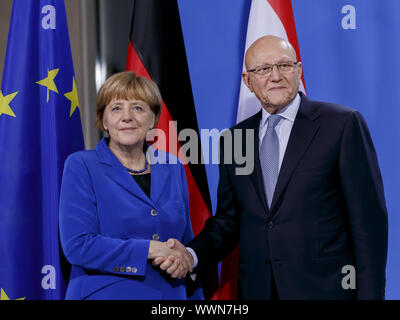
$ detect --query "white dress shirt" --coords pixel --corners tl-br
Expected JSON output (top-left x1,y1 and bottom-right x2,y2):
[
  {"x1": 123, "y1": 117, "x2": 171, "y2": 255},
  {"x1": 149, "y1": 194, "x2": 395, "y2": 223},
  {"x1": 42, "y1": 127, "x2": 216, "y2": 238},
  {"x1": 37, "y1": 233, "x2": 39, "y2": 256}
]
[
  {"x1": 258, "y1": 93, "x2": 300, "y2": 170},
  {"x1": 186, "y1": 247, "x2": 198, "y2": 268}
]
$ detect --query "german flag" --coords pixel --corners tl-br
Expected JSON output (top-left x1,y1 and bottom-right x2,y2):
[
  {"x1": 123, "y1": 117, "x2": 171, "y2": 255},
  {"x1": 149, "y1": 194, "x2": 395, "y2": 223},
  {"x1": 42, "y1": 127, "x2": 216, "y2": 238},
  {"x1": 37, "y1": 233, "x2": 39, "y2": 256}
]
[{"x1": 126, "y1": 0, "x2": 218, "y2": 299}]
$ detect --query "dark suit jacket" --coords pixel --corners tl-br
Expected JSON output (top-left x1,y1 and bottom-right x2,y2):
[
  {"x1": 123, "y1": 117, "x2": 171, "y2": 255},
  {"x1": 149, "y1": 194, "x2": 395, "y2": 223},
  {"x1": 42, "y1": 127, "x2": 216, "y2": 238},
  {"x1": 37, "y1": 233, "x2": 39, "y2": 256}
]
[{"x1": 188, "y1": 94, "x2": 388, "y2": 300}]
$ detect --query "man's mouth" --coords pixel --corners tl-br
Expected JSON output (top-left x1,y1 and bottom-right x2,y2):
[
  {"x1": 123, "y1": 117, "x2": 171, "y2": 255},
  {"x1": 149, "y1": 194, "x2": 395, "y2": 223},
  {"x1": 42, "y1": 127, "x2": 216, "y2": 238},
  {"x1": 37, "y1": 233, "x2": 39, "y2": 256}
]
[{"x1": 268, "y1": 86, "x2": 286, "y2": 91}]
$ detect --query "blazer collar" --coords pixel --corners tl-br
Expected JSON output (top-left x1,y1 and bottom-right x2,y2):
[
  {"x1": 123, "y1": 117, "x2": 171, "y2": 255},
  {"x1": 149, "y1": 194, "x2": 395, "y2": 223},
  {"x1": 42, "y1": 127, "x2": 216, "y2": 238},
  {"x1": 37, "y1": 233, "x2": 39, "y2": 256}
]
[{"x1": 95, "y1": 138, "x2": 170, "y2": 206}]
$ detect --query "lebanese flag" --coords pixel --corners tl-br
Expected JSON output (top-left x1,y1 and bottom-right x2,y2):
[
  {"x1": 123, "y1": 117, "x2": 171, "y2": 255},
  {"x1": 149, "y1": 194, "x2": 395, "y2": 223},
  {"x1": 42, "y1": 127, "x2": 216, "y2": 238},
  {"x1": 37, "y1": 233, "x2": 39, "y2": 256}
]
[
  {"x1": 218, "y1": 0, "x2": 305, "y2": 299},
  {"x1": 126, "y1": 0, "x2": 219, "y2": 299}
]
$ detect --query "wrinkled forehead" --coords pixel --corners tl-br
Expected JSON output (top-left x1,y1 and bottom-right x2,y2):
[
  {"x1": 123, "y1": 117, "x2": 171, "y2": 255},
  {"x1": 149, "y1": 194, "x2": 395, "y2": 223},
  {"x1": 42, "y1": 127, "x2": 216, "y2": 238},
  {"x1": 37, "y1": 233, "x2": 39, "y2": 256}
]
[{"x1": 245, "y1": 38, "x2": 297, "y2": 68}]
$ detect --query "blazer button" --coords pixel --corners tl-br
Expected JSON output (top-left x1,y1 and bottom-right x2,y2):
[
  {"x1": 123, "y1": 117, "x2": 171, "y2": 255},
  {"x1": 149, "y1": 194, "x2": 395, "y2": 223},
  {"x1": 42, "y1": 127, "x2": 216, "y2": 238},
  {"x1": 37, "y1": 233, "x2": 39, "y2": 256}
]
[
  {"x1": 150, "y1": 209, "x2": 158, "y2": 216},
  {"x1": 113, "y1": 266, "x2": 119, "y2": 272},
  {"x1": 267, "y1": 221, "x2": 274, "y2": 229},
  {"x1": 120, "y1": 267, "x2": 125, "y2": 272},
  {"x1": 131, "y1": 267, "x2": 138, "y2": 274},
  {"x1": 126, "y1": 267, "x2": 132, "y2": 273},
  {"x1": 152, "y1": 233, "x2": 160, "y2": 241}
]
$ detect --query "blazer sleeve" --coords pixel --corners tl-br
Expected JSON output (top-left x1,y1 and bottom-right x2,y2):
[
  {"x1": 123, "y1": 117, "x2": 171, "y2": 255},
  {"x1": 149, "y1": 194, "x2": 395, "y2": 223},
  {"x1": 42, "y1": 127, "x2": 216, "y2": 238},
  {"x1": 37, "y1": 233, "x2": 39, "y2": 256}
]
[
  {"x1": 59, "y1": 154, "x2": 150, "y2": 276},
  {"x1": 338, "y1": 110, "x2": 388, "y2": 299},
  {"x1": 188, "y1": 134, "x2": 241, "y2": 274}
]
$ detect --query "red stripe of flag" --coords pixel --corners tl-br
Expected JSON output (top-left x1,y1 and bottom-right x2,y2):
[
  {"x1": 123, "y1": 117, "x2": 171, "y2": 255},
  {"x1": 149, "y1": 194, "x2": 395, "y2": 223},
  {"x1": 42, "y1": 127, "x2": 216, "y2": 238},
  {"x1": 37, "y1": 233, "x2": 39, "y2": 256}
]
[{"x1": 267, "y1": 0, "x2": 306, "y2": 89}]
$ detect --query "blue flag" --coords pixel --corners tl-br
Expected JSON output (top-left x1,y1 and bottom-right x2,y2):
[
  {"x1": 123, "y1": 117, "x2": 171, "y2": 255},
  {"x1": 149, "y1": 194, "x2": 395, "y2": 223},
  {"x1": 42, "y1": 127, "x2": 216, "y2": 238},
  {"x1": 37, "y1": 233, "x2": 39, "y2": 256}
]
[{"x1": 0, "y1": 0, "x2": 84, "y2": 300}]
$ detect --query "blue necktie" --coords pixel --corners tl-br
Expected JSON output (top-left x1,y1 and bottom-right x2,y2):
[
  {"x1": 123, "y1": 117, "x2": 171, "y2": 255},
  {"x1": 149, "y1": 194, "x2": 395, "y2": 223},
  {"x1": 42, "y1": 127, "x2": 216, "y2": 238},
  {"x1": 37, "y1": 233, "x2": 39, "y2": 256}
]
[{"x1": 260, "y1": 114, "x2": 282, "y2": 208}]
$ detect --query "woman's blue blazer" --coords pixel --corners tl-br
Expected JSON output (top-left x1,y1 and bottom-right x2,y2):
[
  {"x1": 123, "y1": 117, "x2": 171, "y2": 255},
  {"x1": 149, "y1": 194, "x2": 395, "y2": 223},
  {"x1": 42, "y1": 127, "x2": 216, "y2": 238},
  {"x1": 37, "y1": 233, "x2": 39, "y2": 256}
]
[{"x1": 59, "y1": 138, "x2": 203, "y2": 300}]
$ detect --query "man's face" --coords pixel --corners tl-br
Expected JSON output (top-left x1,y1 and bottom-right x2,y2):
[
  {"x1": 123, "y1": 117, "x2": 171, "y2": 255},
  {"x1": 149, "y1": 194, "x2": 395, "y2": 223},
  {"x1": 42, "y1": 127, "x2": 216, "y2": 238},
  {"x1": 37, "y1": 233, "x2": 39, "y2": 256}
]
[{"x1": 242, "y1": 38, "x2": 302, "y2": 113}]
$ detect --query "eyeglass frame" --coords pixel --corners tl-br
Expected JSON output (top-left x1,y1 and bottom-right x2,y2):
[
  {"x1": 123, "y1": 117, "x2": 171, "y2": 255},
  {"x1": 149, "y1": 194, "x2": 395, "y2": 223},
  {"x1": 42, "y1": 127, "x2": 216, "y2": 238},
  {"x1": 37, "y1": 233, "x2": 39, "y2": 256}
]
[{"x1": 246, "y1": 61, "x2": 298, "y2": 76}]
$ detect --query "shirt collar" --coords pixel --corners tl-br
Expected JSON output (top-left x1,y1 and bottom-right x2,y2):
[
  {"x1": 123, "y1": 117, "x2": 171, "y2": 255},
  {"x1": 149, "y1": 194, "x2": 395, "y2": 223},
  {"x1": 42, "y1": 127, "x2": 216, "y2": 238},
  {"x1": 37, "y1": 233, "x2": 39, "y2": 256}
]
[{"x1": 260, "y1": 93, "x2": 301, "y2": 128}]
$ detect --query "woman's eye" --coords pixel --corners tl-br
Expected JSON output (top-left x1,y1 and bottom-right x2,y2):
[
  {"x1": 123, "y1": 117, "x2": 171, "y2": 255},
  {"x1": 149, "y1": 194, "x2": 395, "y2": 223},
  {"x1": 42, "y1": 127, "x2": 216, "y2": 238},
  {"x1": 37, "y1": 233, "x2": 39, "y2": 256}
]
[
  {"x1": 111, "y1": 106, "x2": 120, "y2": 111},
  {"x1": 133, "y1": 105, "x2": 143, "y2": 111}
]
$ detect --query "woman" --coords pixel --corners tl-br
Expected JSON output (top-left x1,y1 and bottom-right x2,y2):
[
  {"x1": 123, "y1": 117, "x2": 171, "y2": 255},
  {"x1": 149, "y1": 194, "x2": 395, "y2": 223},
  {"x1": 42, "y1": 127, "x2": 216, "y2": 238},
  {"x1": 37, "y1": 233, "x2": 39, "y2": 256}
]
[{"x1": 59, "y1": 71, "x2": 203, "y2": 300}]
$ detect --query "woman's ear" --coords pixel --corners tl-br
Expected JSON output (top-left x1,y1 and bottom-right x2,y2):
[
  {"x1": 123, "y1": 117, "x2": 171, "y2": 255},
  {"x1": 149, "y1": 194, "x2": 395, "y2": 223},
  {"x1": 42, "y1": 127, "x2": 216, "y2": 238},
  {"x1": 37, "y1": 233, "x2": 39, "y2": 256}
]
[
  {"x1": 151, "y1": 113, "x2": 157, "y2": 130},
  {"x1": 103, "y1": 117, "x2": 108, "y2": 131}
]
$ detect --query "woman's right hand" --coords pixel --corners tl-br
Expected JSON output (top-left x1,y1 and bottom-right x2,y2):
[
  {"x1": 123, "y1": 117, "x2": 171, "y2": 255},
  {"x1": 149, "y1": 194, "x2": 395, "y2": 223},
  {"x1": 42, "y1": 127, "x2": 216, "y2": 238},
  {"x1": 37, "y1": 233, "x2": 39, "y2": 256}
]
[{"x1": 148, "y1": 239, "x2": 193, "y2": 279}]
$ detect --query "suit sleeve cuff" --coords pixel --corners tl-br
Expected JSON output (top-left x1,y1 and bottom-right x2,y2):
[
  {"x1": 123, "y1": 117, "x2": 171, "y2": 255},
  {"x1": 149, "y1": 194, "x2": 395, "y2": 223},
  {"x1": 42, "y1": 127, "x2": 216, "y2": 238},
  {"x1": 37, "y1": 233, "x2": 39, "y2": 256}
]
[
  {"x1": 111, "y1": 239, "x2": 149, "y2": 276},
  {"x1": 186, "y1": 246, "x2": 198, "y2": 268}
]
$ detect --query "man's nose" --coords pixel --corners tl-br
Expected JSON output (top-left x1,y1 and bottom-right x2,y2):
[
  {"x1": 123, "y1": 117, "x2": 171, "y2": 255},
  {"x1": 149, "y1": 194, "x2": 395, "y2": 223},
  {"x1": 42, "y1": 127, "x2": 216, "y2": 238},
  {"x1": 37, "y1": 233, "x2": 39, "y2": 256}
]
[{"x1": 269, "y1": 65, "x2": 282, "y2": 81}]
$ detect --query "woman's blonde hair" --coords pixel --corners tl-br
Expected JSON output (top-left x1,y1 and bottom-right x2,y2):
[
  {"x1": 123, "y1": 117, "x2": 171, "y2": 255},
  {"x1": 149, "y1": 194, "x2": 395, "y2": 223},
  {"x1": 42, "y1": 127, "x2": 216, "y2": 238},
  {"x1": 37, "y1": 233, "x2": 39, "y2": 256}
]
[{"x1": 96, "y1": 71, "x2": 162, "y2": 131}]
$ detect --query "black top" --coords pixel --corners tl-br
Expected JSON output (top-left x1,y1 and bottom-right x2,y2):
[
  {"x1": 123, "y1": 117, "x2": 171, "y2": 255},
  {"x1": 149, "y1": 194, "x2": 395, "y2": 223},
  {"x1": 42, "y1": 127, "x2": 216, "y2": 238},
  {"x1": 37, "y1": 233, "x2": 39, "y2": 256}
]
[{"x1": 131, "y1": 172, "x2": 151, "y2": 198}]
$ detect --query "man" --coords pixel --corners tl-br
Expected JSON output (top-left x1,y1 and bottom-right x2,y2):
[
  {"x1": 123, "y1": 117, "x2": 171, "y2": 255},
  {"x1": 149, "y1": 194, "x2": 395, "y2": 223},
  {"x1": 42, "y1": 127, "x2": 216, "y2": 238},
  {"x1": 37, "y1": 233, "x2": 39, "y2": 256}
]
[{"x1": 155, "y1": 35, "x2": 388, "y2": 300}]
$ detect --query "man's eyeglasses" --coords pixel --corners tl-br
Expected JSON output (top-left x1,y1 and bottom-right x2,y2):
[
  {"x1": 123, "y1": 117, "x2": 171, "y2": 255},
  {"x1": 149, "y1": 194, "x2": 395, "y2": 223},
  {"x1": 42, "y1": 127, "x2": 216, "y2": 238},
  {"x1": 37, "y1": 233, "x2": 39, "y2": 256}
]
[{"x1": 247, "y1": 61, "x2": 298, "y2": 76}]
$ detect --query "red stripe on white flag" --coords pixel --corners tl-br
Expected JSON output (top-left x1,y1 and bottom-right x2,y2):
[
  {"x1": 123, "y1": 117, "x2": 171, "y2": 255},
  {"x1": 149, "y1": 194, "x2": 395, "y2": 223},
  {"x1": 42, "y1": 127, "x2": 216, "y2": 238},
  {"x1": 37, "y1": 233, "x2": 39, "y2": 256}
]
[{"x1": 236, "y1": 0, "x2": 305, "y2": 123}]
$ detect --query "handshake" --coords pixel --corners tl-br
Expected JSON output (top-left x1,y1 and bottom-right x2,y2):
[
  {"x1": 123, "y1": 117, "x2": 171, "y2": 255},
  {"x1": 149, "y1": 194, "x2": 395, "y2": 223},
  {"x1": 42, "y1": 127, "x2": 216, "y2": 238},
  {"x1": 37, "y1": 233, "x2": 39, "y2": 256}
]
[{"x1": 148, "y1": 239, "x2": 194, "y2": 280}]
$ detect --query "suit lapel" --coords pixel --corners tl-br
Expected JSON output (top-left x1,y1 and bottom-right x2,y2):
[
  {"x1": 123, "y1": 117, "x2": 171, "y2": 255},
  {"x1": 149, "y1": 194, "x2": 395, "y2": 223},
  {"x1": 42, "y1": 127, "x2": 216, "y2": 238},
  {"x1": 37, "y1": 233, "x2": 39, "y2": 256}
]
[
  {"x1": 269, "y1": 95, "x2": 321, "y2": 214},
  {"x1": 243, "y1": 111, "x2": 270, "y2": 213}
]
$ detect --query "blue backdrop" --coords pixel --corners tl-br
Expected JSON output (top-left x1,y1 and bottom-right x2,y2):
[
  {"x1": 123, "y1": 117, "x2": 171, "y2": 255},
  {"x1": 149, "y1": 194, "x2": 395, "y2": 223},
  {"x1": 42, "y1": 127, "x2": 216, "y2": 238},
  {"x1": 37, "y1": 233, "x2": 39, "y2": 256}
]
[{"x1": 177, "y1": 0, "x2": 399, "y2": 299}]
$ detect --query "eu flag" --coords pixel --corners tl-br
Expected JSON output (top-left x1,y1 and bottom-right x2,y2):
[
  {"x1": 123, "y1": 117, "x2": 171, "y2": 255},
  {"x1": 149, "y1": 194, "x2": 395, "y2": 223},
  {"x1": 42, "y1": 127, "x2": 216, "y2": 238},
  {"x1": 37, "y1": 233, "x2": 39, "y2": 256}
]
[{"x1": 0, "y1": 0, "x2": 84, "y2": 300}]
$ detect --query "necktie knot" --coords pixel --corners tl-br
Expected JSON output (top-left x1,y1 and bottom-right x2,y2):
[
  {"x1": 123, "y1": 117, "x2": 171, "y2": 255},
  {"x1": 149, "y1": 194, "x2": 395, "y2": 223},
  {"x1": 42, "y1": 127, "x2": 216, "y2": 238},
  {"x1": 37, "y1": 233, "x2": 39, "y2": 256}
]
[{"x1": 267, "y1": 114, "x2": 282, "y2": 129}]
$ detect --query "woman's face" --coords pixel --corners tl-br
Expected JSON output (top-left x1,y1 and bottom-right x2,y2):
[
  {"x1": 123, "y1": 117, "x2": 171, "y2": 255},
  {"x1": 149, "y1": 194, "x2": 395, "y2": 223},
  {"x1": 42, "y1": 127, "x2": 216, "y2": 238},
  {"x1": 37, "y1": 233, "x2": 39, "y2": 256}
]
[{"x1": 103, "y1": 98, "x2": 155, "y2": 149}]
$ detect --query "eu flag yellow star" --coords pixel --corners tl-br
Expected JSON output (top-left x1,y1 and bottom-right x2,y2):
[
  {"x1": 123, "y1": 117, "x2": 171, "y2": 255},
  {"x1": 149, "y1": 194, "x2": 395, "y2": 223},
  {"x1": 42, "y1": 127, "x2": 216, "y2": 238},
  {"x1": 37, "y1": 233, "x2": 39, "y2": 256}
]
[
  {"x1": 64, "y1": 77, "x2": 80, "y2": 117},
  {"x1": 36, "y1": 68, "x2": 59, "y2": 103},
  {"x1": 0, "y1": 288, "x2": 25, "y2": 300},
  {"x1": 0, "y1": 90, "x2": 18, "y2": 118}
]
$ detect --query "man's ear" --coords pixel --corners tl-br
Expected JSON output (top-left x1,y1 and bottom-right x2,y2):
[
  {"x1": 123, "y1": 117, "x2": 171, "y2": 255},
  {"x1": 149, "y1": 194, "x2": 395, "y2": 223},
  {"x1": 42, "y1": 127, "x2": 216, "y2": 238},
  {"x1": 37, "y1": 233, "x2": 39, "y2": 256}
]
[
  {"x1": 296, "y1": 61, "x2": 303, "y2": 83},
  {"x1": 242, "y1": 72, "x2": 253, "y2": 92}
]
